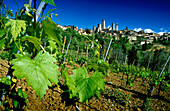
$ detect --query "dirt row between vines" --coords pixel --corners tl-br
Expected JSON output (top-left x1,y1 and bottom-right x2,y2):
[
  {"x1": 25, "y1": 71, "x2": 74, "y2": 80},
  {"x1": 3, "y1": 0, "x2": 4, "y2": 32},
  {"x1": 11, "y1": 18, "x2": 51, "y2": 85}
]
[{"x1": 0, "y1": 59, "x2": 170, "y2": 111}]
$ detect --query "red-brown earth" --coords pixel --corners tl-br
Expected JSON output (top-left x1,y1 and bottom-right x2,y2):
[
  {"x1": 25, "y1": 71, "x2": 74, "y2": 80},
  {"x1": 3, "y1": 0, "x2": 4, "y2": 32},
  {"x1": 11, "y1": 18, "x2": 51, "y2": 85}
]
[{"x1": 0, "y1": 59, "x2": 170, "y2": 111}]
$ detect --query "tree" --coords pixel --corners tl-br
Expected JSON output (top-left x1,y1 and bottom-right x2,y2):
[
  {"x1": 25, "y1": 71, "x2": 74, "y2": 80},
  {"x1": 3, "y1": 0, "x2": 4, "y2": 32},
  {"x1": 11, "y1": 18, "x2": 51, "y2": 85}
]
[
  {"x1": 85, "y1": 28, "x2": 91, "y2": 34},
  {"x1": 0, "y1": 0, "x2": 3, "y2": 6},
  {"x1": 128, "y1": 46, "x2": 138, "y2": 65},
  {"x1": 95, "y1": 33, "x2": 100, "y2": 40},
  {"x1": 101, "y1": 32, "x2": 107, "y2": 37},
  {"x1": 138, "y1": 30, "x2": 144, "y2": 34},
  {"x1": 142, "y1": 42, "x2": 153, "y2": 51},
  {"x1": 142, "y1": 41, "x2": 147, "y2": 51},
  {"x1": 151, "y1": 49, "x2": 169, "y2": 71}
]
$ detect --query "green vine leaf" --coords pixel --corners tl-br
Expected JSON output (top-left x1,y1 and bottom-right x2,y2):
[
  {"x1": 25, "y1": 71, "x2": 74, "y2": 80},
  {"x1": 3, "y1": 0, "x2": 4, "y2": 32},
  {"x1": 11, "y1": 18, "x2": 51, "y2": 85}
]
[
  {"x1": 22, "y1": 36, "x2": 42, "y2": 51},
  {"x1": 69, "y1": 67, "x2": 105, "y2": 103},
  {"x1": 42, "y1": 19, "x2": 63, "y2": 47},
  {"x1": 45, "y1": 37, "x2": 58, "y2": 54},
  {"x1": 0, "y1": 29, "x2": 6, "y2": 37},
  {"x1": 0, "y1": 39, "x2": 6, "y2": 48},
  {"x1": 11, "y1": 51, "x2": 59, "y2": 99},
  {"x1": 0, "y1": 77, "x2": 12, "y2": 86},
  {"x1": 5, "y1": 20, "x2": 26, "y2": 41},
  {"x1": 6, "y1": 10, "x2": 14, "y2": 17},
  {"x1": 41, "y1": 0, "x2": 56, "y2": 6},
  {"x1": 166, "y1": 83, "x2": 170, "y2": 87},
  {"x1": 88, "y1": 62, "x2": 109, "y2": 74},
  {"x1": 66, "y1": 75, "x2": 77, "y2": 98}
]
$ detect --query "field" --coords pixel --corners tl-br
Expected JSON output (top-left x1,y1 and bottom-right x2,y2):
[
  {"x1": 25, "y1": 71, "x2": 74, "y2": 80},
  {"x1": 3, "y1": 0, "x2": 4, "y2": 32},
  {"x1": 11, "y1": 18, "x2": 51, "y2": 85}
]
[{"x1": 0, "y1": 60, "x2": 169, "y2": 110}]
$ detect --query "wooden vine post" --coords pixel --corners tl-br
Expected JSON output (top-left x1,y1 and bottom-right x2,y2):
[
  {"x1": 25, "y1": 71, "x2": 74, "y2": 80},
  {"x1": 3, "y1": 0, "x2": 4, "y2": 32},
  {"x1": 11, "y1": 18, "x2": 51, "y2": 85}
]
[
  {"x1": 75, "y1": 46, "x2": 79, "y2": 62},
  {"x1": 86, "y1": 45, "x2": 88, "y2": 58},
  {"x1": 104, "y1": 38, "x2": 113, "y2": 62},
  {"x1": 115, "y1": 53, "x2": 118, "y2": 61},
  {"x1": 103, "y1": 49, "x2": 105, "y2": 59},
  {"x1": 63, "y1": 34, "x2": 72, "y2": 65},
  {"x1": 81, "y1": 48, "x2": 83, "y2": 56},
  {"x1": 75, "y1": 46, "x2": 79, "y2": 67},
  {"x1": 62, "y1": 36, "x2": 66, "y2": 53},
  {"x1": 124, "y1": 55, "x2": 127, "y2": 65},
  {"x1": 70, "y1": 46, "x2": 73, "y2": 54}
]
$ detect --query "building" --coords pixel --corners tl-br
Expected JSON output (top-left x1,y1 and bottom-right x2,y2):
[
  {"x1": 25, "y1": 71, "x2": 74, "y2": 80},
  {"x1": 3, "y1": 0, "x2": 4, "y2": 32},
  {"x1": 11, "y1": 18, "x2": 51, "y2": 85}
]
[{"x1": 55, "y1": 19, "x2": 169, "y2": 45}]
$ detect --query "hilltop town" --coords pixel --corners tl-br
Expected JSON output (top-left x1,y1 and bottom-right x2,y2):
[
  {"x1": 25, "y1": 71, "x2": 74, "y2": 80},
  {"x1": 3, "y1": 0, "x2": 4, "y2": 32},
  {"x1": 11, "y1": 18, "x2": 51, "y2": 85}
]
[{"x1": 57, "y1": 19, "x2": 170, "y2": 45}]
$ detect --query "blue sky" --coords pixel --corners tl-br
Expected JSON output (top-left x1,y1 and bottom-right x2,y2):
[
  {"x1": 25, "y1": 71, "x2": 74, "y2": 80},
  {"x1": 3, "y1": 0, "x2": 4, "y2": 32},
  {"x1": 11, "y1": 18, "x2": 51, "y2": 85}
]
[{"x1": 3, "y1": 0, "x2": 170, "y2": 34}]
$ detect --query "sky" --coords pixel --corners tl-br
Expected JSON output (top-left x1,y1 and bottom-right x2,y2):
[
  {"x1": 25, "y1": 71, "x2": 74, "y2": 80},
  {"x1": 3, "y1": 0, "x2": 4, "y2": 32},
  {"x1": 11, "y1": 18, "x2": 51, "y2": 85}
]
[{"x1": 3, "y1": 0, "x2": 170, "y2": 35}]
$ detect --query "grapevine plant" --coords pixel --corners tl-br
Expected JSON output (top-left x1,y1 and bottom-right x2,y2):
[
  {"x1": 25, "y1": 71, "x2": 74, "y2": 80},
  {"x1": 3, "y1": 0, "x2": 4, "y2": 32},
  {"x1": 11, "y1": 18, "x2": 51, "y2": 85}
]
[
  {"x1": 0, "y1": 0, "x2": 61, "y2": 104},
  {"x1": 62, "y1": 67, "x2": 106, "y2": 103},
  {"x1": 0, "y1": 77, "x2": 27, "y2": 110},
  {"x1": 111, "y1": 61, "x2": 170, "y2": 95},
  {"x1": 0, "y1": 0, "x2": 107, "y2": 109}
]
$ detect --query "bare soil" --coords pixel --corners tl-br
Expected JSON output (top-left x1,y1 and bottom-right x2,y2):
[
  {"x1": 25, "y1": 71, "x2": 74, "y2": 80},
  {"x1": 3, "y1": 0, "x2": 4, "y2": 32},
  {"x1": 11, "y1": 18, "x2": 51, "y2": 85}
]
[{"x1": 0, "y1": 60, "x2": 170, "y2": 111}]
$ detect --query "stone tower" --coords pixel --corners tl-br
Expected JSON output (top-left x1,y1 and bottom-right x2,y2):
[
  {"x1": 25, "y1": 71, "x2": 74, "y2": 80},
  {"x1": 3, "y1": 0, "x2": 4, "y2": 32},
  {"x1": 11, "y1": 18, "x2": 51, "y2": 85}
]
[
  {"x1": 112, "y1": 23, "x2": 115, "y2": 30},
  {"x1": 96, "y1": 27, "x2": 99, "y2": 32},
  {"x1": 126, "y1": 26, "x2": 128, "y2": 30},
  {"x1": 111, "y1": 23, "x2": 115, "y2": 34},
  {"x1": 116, "y1": 23, "x2": 118, "y2": 31},
  {"x1": 102, "y1": 19, "x2": 105, "y2": 30},
  {"x1": 98, "y1": 24, "x2": 101, "y2": 31},
  {"x1": 93, "y1": 26, "x2": 95, "y2": 33}
]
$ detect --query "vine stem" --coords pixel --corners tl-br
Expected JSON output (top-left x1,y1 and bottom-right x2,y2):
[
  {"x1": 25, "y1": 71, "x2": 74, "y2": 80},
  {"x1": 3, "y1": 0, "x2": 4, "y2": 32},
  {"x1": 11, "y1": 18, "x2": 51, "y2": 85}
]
[
  {"x1": 14, "y1": 41, "x2": 23, "y2": 54},
  {"x1": 0, "y1": 91, "x2": 5, "y2": 106},
  {"x1": 0, "y1": 9, "x2": 5, "y2": 27},
  {"x1": 14, "y1": 0, "x2": 19, "y2": 12}
]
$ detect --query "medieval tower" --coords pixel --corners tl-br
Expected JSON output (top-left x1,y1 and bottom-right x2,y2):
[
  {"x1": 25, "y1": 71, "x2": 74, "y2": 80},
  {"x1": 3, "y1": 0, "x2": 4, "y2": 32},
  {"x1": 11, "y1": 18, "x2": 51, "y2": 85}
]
[
  {"x1": 93, "y1": 26, "x2": 95, "y2": 33},
  {"x1": 98, "y1": 24, "x2": 101, "y2": 31},
  {"x1": 111, "y1": 23, "x2": 114, "y2": 33},
  {"x1": 102, "y1": 19, "x2": 105, "y2": 30},
  {"x1": 116, "y1": 23, "x2": 118, "y2": 31}
]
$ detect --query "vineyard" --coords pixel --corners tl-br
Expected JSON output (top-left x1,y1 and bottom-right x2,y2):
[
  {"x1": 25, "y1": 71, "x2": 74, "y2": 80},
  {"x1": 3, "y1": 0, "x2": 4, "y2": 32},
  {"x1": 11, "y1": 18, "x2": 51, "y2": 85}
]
[{"x1": 0, "y1": 0, "x2": 170, "y2": 110}]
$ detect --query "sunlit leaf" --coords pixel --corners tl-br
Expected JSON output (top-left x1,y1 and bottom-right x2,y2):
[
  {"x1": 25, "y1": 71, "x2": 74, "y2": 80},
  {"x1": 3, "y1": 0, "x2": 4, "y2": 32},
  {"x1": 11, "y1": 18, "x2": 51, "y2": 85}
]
[
  {"x1": 41, "y1": 0, "x2": 56, "y2": 6},
  {"x1": 68, "y1": 67, "x2": 105, "y2": 103},
  {"x1": 0, "y1": 29, "x2": 6, "y2": 37},
  {"x1": 6, "y1": 10, "x2": 14, "y2": 17},
  {"x1": 0, "y1": 39, "x2": 6, "y2": 48},
  {"x1": 0, "y1": 77, "x2": 12, "y2": 86},
  {"x1": 22, "y1": 36, "x2": 42, "y2": 51},
  {"x1": 42, "y1": 19, "x2": 63, "y2": 47},
  {"x1": 5, "y1": 20, "x2": 26, "y2": 41},
  {"x1": 25, "y1": 11, "x2": 33, "y2": 17},
  {"x1": 167, "y1": 84, "x2": 170, "y2": 87},
  {"x1": 11, "y1": 51, "x2": 59, "y2": 98}
]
